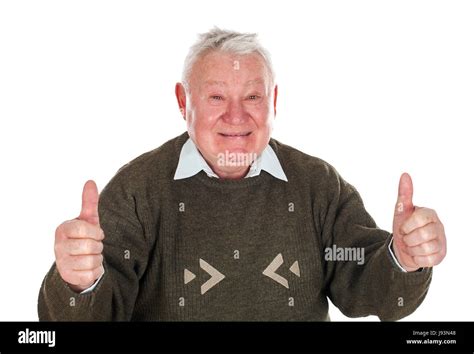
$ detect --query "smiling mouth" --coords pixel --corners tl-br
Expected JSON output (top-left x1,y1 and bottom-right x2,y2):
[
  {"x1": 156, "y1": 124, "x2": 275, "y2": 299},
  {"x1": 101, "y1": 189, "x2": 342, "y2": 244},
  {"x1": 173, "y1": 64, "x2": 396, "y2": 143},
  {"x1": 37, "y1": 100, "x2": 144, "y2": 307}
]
[{"x1": 219, "y1": 132, "x2": 252, "y2": 137}]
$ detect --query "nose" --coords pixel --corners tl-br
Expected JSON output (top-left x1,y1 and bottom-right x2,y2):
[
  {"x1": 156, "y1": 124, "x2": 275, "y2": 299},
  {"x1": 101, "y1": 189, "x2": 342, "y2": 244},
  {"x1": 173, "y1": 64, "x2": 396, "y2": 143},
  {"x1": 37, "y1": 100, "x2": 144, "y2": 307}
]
[{"x1": 222, "y1": 99, "x2": 248, "y2": 125}]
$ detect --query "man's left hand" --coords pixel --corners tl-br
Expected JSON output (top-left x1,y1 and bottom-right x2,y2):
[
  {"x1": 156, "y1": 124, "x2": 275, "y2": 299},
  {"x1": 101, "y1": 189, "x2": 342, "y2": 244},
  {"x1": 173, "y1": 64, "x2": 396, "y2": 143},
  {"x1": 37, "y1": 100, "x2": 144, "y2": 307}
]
[{"x1": 392, "y1": 173, "x2": 447, "y2": 272}]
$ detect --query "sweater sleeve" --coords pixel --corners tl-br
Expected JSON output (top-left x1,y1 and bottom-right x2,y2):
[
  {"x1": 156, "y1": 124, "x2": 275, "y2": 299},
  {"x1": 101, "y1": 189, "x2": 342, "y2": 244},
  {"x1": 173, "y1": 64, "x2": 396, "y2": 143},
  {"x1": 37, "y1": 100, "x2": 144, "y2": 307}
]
[
  {"x1": 38, "y1": 171, "x2": 152, "y2": 321},
  {"x1": 319, "y1": 169, "x2": 432, "y2": 321}
]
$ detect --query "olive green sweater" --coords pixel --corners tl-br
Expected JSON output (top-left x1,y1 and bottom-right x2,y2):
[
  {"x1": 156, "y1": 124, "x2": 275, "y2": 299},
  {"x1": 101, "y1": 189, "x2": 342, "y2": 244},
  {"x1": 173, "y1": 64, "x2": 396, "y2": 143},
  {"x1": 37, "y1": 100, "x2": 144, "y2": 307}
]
[{"x1": 38, "y1": 132, "x2": 432, "y2": 321}]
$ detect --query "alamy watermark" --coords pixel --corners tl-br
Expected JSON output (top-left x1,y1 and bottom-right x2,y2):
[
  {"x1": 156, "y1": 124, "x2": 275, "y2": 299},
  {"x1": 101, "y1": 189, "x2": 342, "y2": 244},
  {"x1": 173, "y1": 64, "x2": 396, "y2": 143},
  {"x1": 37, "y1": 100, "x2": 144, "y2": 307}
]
[
  {"x1": 18, "y1": 328, "x2": 55, "y2": 347},
  {"x1": 324, "y1": 244, "x2": 365, "y2": 265},
  {"x1": 217, "y1": 151, "x2": 257, "y2": 167}
]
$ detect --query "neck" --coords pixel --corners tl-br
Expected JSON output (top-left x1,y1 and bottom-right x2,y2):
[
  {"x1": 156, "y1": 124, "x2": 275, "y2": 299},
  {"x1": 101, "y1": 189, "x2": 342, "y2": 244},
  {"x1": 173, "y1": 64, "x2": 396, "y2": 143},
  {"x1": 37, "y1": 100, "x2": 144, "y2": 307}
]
[{"x1": 211, "y1": 165, "x2": 251, "y2": 179}]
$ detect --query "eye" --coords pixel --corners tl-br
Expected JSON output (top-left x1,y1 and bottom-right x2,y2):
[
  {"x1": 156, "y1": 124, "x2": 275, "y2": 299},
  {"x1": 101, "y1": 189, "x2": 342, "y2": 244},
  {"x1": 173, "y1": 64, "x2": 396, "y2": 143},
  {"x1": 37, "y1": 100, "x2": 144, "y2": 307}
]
[
  {"x1": 247, "y1": 95, "x2": 260, "y2": 100},
  {"x1": 210, "y1": 95, "x2": 224, "y2": 101}
]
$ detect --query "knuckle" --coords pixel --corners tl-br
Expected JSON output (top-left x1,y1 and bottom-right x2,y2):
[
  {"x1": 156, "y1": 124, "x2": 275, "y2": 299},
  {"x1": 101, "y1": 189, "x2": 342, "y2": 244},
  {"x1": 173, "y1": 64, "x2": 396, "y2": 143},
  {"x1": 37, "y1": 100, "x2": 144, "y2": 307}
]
[
  {"x1": 75, "y1": 239, "x2": 86, "y2": 254},
  {"x1": 92, "y1": 240, "x2": 102, "y2": 254},
  {"x1": 421, "y1": 242, "x2": 431, "y2": 254},
  {"x1": 60, "y1": 269, "x2": 74, "y2": 283},
  {"x1": 82, "y1": 240, "x2": 92, "y2": 254},
  {"x1": 402, "y1": 234, "x2": 412, "y2": 246},
  {"x1": 400, "y1": 222, "x2": 410, "y2": 235},
  {"x1": 405, "y1": 233, "x2": 418, "y2": 247},
  {"x1": 425, "y1": 254, "x2": 436, "y2": 265},
  {"x1": 419, "y1": 228, "x2": 430, "y2": 242},
  {"x1": 433, "y1": 253, "x2": 443, "y2": 265},
  {"x1": 439, "y1": 249, "x2": 447, "y2": 262},
  {"x1": 93, "y1": 227, "x2": 102, "y2": 240},
  {"x1": 64, "y1": 239, "x2": 75, "y2": 254},
  {"x1": 76, "y1": 222, "x2": 86, "y2": 237},
  {"x1": 407, "y1": 246, "x2": 417, "y2": 256},
  {"x1": 426, "y1": 207, "x2": 435, "y2": 216},
  {"x1": 420, "y1": 257, "x2": 430, "y2": 267},
  {"x1": 433, "y1": 239, "x2": 441, "y2": 253},
  {"x1": 84, "y1": 256, "x2": 94, "y2": 269},
  {"x1": 413, "y1": 210, "x2": 428, "y2": 227},
  {"x1": 89, "y1": 256, "x2": 98, "y2": 269},
  {"x1": 89, "y1": 239, "x2": 100, "y2": 254},
  {"x1": 54, "y1": 241, "x2": 62, "y2": 257},
  {"x1": 59, "y1": 220, "x2": 77, "y2": 237},
  {"x1": 414, "y1": 215, "x2": 426, "y2": 227},
  {"x1": 71, "y1": 256, "x2": 80, "y2": 269},
  {"x1": 55, "y1": 254, "x2": 68, "y2": 268},
  {"x1": 437, "y1": 222, "x2": 445, "y2": 236},
  {"x1": 54, "y1": 225, "x2": 62, "y2": 238},
  {"x1": 55, "y1": 222, "x2": 69, "y2": 239},
  {"x1": 79, "y1": 271, "x2": 94, "y2": 285},
  {"x1": 82, "y1": 239, "x2": 93, "y2": 254},
  {"x1": 423, "y1": 213, "x2": 432, "y2": 224}
]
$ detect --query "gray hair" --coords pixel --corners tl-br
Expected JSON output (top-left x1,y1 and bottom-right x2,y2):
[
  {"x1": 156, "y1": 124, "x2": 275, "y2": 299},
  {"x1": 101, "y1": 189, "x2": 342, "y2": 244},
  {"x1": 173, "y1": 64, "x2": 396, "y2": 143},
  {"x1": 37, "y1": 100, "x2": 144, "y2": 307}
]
[{"x1": 182, "y1": 27, "x2": 275, "y2": 89}]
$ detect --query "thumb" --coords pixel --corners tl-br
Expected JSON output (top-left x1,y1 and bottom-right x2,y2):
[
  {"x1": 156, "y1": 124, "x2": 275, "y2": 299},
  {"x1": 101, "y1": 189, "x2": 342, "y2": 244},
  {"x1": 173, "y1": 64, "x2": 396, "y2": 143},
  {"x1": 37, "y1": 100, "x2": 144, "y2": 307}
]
[
  {"x1": 79, "y1": 180, "x2": 100, "y2": 226},
  {"x1": 393, "y1": 172, "x2": 414, "y2": 227}
]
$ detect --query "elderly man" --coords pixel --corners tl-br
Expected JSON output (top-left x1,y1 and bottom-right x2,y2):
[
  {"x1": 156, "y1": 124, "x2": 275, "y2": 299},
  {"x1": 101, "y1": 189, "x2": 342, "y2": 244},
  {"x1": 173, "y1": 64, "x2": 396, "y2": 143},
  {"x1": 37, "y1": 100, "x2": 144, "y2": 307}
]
[{"x1": 38, "y1": 28, "x2": 446, "y2": 321}]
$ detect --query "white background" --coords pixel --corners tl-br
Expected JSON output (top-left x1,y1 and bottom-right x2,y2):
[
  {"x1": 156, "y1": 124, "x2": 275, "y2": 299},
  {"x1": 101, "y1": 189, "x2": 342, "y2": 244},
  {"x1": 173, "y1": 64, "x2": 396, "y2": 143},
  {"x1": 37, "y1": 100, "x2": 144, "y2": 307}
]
[{"x1": 0, "y1": 0, "x2": 472, "y2": 321}]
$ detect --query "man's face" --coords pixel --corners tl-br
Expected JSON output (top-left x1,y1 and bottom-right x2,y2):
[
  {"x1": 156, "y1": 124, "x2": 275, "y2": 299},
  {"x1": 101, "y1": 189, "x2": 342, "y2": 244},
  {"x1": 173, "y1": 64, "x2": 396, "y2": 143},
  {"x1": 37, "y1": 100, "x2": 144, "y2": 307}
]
[{"x1": 176, "y1": 51, "x2": 277, "y2": 179}]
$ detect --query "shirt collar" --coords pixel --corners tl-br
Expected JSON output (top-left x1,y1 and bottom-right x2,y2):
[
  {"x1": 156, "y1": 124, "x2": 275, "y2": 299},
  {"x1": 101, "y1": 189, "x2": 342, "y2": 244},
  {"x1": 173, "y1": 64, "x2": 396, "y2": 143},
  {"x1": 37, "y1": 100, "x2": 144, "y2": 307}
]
[{"x1": 174, "y1": 138, "x2": 288, "y2": 182}]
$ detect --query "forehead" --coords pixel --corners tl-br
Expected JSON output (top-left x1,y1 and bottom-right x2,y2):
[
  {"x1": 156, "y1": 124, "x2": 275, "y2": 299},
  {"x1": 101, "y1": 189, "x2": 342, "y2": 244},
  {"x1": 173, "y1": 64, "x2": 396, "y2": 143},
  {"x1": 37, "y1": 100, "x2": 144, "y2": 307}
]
[{"x1": 190, "y1": 51, "x2": 270, "y2": 87}]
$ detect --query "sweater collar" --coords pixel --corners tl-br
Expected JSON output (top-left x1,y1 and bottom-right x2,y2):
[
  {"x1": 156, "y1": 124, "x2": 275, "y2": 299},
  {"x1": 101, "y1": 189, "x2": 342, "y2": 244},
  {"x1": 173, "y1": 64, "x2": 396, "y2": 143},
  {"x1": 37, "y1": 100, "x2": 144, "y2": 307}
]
[{"x1": 173, "y1": 138, "x2": 288, "y2": 182}]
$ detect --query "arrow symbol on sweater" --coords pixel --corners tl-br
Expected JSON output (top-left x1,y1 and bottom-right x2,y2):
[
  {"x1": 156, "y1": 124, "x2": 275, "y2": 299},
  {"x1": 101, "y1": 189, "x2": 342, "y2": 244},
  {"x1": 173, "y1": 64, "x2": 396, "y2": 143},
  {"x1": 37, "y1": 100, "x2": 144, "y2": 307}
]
[
  {"x1": 263, "y1": 254, "x2": 301, "y2": 289},
  {"x1": 263, "y1": 253, "x2": 288, "y2": 288},
  {"x1": 184, "y1": 259, "x2": 226, "y2": 295},
  {"x1": 184, "y1": 269, "x2": 196, "y2": 284},
  {"x1": 199, "y1": 258, "x2": 225, "y2": 295}
]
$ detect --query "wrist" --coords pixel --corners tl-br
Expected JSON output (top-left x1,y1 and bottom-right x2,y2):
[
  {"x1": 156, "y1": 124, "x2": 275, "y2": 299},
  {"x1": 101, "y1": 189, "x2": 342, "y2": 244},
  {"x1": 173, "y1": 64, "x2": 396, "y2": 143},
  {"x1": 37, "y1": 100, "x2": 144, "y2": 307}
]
[
  {"x1": 391, "y1": 238, "x2": 421, "y2": 272},
  {"x1": 68, "y1": 283, "x2": 93, "y2": 293}
]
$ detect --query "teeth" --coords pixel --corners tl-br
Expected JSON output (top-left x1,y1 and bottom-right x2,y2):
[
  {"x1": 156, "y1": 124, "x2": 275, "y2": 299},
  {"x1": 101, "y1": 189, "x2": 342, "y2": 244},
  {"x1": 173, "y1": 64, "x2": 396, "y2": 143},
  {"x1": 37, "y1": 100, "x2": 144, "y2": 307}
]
[{"x1": 222, "y1": 133, "x2": 249, "y2": 137}]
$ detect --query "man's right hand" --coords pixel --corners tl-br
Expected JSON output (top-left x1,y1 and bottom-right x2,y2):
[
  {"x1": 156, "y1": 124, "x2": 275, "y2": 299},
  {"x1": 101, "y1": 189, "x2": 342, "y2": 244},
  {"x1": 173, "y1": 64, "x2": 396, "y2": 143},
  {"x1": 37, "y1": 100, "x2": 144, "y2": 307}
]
[{"x1": 54, "y1": 180, "x2": 105, "y2": 293}]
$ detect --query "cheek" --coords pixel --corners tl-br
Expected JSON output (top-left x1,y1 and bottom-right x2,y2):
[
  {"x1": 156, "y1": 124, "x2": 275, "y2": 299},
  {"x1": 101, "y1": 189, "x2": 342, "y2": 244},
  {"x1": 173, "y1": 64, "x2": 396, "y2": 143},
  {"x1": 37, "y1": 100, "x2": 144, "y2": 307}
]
[
  {"x1": 251, "y1": 101, "x2": 272, "y2": 121},
  {"x1": 191, "y1": 107, "x2": 223, "y2": 152},
  {"x1": 251, "y1": 106, "x2": 274, "y2": 148},
  {"x1": 250, "y1": 104, "x2": 273, "y2": 133},
  {"x1": 194, "y1": 107, "x2": 221, "y2": 133}
]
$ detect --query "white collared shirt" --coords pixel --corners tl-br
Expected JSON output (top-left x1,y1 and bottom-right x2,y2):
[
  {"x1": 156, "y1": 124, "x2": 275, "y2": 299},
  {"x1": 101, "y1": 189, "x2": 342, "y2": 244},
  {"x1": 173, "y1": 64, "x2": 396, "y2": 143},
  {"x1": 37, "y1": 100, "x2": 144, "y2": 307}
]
[{"x1": 173, "y1": 138, "x2": 288, "y2": 182}]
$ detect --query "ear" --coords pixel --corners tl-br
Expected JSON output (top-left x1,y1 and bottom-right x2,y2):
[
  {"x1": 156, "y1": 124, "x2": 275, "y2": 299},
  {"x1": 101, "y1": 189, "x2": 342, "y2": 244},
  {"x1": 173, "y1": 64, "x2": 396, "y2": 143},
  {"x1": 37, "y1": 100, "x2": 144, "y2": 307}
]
[
  {"x1": 273, "y1": 85, "x2": 278, "y2": 117},
  {"x1": 175, "y1": 83, "x2": 187, "y2": 120}
]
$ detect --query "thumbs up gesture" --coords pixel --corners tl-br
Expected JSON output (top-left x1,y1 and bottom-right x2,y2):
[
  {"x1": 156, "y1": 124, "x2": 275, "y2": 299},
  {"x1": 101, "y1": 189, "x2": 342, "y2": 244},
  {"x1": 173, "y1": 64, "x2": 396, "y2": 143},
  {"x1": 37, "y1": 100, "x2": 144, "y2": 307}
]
[
  {"x1": 55, "y1": 181, "x2": 105, "y2": 292},
  {"x1": 392, "y1": 173, "x2": 447, "y2": 272}
]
